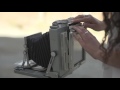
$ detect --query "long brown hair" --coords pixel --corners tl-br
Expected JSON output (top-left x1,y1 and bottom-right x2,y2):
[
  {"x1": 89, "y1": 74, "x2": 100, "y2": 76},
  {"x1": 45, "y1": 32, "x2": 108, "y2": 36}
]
[{"x1": 100, "y1": 12, "x2": 120, "y2": 63}]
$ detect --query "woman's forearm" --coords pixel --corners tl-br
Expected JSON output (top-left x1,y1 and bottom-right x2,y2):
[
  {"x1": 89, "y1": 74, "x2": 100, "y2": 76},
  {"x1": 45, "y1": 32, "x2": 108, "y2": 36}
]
[
  {"x1": 96, "y1": 48, "x2": 120, "y2": 69},
  {"x1": 96, "y1": 49, "x2": 105, "y2": 63}
]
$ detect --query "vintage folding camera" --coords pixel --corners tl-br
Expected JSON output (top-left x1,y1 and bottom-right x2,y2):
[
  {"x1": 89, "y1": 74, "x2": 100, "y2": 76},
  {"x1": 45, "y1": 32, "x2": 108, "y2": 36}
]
[{"x1": 14, "y1": 18, "x2": 86, "y2": 78}]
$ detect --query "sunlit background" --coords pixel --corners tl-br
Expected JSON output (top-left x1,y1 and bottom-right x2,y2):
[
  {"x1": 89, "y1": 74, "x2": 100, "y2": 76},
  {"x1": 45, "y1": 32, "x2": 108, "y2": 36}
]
[
  {"x1": 0, "y1": 12, "x2": 104, "y2": 42},
  {"x1": 0, "y1": 12, "x2": 106, "y2": 78}
]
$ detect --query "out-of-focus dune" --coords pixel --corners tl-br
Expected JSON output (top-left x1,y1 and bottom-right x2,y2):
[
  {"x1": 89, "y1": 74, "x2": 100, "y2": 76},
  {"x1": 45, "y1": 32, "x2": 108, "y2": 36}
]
[{"x1": 0, "y1": 12, "x2": 104, "y2": 42}]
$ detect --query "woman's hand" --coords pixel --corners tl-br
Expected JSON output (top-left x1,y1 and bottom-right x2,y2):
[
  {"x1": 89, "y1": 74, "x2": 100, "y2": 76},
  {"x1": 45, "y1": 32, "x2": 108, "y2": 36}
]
[
  {"x1": 72, "y1": 25, "x2": 102, "y2": 59},
  {"x1": 72, "y1": 15, "x2": 107, "y2": 31}
]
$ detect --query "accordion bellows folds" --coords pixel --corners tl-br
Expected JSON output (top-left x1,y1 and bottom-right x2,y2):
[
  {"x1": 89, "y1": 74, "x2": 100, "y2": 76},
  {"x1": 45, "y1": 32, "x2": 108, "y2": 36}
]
[{"x1": 25, "y1": 32, "x2": 51, "y2": 68}]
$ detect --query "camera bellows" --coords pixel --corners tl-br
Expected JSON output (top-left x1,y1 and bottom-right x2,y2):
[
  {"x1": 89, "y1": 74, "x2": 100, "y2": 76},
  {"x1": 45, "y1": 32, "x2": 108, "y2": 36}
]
[{"x1": 25, "y1": 32, "x2": 51, "y2": 68}]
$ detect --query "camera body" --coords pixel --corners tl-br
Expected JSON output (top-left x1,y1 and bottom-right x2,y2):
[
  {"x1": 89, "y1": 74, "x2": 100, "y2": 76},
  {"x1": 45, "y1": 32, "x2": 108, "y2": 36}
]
[{"x1": 14, "y1": 18, "x2": 86, "y2": 78}]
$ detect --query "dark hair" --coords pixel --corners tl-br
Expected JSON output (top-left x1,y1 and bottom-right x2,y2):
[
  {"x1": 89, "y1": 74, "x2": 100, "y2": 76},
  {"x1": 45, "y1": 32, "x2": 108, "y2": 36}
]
[{"x1": 100, "y1": 12, "x2": 120, "y2": 63}]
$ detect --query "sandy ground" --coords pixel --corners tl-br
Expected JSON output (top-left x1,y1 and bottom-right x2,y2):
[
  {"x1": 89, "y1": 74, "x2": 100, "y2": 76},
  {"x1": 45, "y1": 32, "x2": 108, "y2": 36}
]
[
  {"x1": 0, "y1": 12, "x2": 105, "y2": 78},
  {"x1": 0, "y1": 37, "x2": 104, "y2": 78}
]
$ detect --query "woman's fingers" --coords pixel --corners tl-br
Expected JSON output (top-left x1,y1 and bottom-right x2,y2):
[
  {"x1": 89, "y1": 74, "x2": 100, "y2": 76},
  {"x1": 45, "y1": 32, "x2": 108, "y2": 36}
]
[
  {"x1": 72, "y1": 25, "x2": 101, "y2": 60},
  {"x1": 72, "y1": 26, "x2": 88, "y2": 38},
  {"x1": 72, "y1": 26, "x2": 96, "y2": 44},
  {"x1": 73, "y1": 14, "x2": 106, "y2": 31},
  {"x1": 83, "y1": 23, "x2": 95, "y2": 29},
  {"x1": 72, "y1": 26, "x2": 85, "y2": 35},
  {"x1": 74, "y1": 15, "x2": 84, "y2": 19},
  {"x1": 72, "y1": 17, "x2": 90, "y2": 23},
  {"x1": 72, "y1": 15, "x2": 92, "y2": 23}
]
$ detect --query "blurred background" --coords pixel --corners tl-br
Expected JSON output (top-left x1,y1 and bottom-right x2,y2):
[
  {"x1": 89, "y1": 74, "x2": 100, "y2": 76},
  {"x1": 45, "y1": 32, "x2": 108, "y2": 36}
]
[{"x1": 0, "y1": 12, "x2": 106, "y2": 78}]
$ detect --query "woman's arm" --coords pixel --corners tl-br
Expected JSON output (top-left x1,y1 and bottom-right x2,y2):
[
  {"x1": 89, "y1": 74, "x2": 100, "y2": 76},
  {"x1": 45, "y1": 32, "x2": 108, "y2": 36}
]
[{"x1": 96, "y1": 44, "x2": 120, "y2": 68}]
